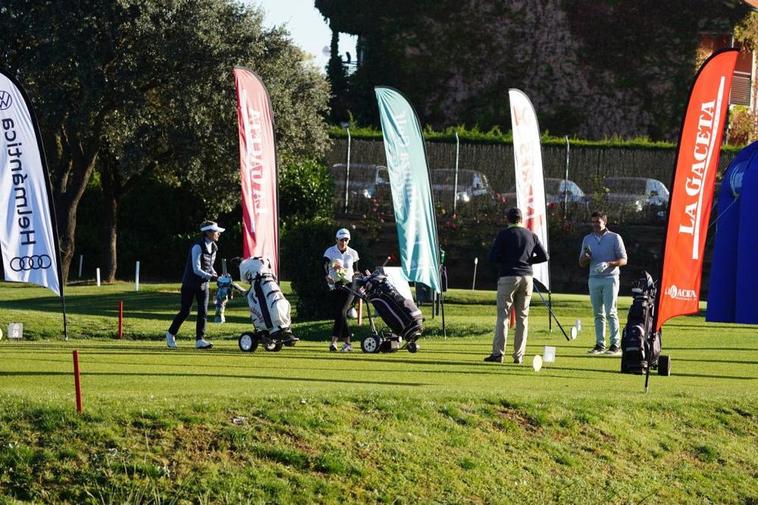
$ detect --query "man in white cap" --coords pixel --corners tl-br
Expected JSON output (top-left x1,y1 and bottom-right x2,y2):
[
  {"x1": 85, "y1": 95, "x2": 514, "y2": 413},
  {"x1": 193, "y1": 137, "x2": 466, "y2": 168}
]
[
  {"x1": 166, "y1": 220, "x2": 224, "y2": 349},
  {"x1": 323, "y1": 227, "x2": 359, "y2": 352}
]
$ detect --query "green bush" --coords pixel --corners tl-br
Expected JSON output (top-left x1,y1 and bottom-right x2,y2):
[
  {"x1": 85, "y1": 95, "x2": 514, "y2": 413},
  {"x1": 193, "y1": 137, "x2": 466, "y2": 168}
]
[
  {"x1": 279, "y1": 158, "x2": 334, "y2": 231},
  {"x1": 280, "y1": 217, "x2": 336, "y2": 320}
]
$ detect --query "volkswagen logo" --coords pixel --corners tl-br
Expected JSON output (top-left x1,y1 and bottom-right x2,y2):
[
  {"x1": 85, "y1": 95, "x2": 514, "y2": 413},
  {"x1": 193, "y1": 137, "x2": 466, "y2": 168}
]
[
  {"x1": 9, "y1": 254, "x2": 53, "y2": 271},
  {"x1": 0, "y1": 90, "x2": 12, "y2": 111}
]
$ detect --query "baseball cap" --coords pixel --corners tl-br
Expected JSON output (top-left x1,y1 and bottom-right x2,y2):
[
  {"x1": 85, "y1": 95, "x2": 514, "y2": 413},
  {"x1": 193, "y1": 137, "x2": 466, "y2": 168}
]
[
  {"x1": 336, "y1": 228, "x2": 351, "y2": 240},
  {"x1": 200, "y1": 221, "x2": 225, "y2": 233}
]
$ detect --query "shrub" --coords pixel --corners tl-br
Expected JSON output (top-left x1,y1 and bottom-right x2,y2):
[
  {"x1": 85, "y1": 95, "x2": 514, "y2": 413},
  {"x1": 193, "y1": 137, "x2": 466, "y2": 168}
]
[
  {"x1": 280, "y1": 217, "x2": 336, "y2": 320},
  {"x1": 279, "y1": 158, "x2": 334, "y2": 231}
]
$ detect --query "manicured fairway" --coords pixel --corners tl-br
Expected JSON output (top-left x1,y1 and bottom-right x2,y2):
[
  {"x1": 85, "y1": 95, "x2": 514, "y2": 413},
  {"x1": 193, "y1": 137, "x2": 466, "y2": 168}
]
[{"x1": 0, "y1": 282, "x2": 756, "y2": 503}]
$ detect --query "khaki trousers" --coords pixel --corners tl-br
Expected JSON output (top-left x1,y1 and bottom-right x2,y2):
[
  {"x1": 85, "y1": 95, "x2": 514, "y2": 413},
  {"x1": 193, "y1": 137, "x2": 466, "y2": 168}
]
[{"x1": 492, "y1": 275, "x2": 533, "y2": 360}]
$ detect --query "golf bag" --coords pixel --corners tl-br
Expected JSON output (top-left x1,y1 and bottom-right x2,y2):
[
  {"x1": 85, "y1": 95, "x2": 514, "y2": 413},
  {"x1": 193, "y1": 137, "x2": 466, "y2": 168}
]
[
  {"x1": 236, "y1": 257, "x2": 297, "y2": 352},
  {"x1": 351, "y1": 269, "x2": 424, "y2": 353},
  {"x1": 620, "y1": 271, "x2": 670, "y2": 375}
]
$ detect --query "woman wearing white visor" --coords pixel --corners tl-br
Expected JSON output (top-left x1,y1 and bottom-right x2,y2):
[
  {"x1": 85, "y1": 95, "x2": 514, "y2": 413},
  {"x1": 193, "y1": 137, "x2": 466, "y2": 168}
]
[{"x1": 166, "y1": 221, "x2": 224, "y2": 349}]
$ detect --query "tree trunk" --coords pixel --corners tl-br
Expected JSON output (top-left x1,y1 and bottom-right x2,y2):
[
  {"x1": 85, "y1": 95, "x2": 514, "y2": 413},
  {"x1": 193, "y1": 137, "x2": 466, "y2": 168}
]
[
  {"x1": 54, "y1": 153, "x2": 98, "y2": 285},
  {"x1": 100, "y1": 156, "x2": 121, "y2": 283}
]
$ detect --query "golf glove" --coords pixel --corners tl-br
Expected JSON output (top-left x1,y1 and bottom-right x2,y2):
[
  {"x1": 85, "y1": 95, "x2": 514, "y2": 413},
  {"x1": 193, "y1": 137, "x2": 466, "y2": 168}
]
[{"x1": 594, "y1": 262, "x2": 609, "y2": 274}]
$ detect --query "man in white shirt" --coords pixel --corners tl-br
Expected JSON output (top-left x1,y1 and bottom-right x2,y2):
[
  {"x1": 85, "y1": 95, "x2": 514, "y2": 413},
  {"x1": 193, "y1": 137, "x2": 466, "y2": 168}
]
[{"x1": 579, "y1": 211, "x2": 627, "y2": 355}]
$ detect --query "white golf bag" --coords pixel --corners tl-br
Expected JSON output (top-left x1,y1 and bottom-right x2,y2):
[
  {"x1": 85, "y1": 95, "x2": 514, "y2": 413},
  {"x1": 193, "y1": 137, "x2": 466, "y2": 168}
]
[{"x1": 237, "y1": 257, "x2": 297, "y2": 352}]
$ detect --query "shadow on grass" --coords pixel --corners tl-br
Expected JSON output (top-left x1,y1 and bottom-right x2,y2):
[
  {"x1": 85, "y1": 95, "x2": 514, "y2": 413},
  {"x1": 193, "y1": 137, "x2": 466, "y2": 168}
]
[{"x1": 0, "y1": 370, "x2": 430, "y2": 387}]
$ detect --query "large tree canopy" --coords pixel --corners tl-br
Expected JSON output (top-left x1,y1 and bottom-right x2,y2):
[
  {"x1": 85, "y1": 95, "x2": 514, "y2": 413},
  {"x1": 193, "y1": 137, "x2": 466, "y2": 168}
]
[
  {"x1": 1, "y1": 0, "x2": 330, "y2": 282},
  {"x1": 316, "y1": 0, "x2": 748, "y2": 140}
]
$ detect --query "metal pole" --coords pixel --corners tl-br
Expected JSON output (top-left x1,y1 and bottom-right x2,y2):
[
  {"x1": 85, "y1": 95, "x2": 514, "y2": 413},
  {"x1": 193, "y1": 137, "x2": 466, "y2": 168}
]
[
  {"x1": 78, "y1": 255, "x2": 83, "y2": 278},
  {"x1": 134, "y1": 261, "x2": 140, "y2": 291},
  {"x1": 472, "y1": 257, "x2": 478, "y2": 290},
  {"x1": 564, "y1": 136, "x2": 570, "y2": 221},
  {"x1": 344, "y1": 127, "x2": 351, "y2": 214},
  {"x1": 548, "y1": 290, "x2": 553, "y2": 333},
  {"x1": 453, "y1": 132, "x2": 460, "y2": 214}
]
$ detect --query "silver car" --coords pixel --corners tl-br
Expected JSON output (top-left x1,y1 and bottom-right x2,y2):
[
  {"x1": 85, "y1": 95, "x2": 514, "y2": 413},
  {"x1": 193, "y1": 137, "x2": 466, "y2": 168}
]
[{"x1": 601, "y1": 177, "x2": 669, "y2": 212}]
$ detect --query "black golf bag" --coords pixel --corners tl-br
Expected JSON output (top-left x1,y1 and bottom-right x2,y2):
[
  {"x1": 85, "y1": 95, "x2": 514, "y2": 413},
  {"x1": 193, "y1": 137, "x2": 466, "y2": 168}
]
[
  {"x1": 351, "y1": 269, "x2": 424, "y2": 353},
  {"x1": 620, "y1": 271, "x2": 670, "y2": 375}
]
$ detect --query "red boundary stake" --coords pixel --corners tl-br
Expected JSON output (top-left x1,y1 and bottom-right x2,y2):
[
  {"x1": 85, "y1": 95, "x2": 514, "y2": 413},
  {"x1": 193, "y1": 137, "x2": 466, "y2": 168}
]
[
  {"x1": 118, "y1": 300, "x2": 124, "y2": 339},
  {"x1": 72, "y1": 350, "x2": 83, "y2": 414}
]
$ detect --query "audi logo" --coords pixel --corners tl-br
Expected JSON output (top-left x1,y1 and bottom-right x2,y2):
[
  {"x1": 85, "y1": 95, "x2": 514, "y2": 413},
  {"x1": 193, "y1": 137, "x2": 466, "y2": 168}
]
[{"x1": 10, "y1": 254, "x2": 53, "y2": 271}]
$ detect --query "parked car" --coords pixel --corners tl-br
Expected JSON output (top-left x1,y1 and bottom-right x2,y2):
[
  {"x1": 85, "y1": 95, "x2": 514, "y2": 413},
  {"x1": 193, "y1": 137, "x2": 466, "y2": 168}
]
[
  {"x1": 430, "y1": 169, "x2": 494, "y2": 206},
  {"x1": 600, "y1": 176, "x2": 670, "y2": 213},
  {"x1": 499, "y1": 178, "x2": 587, "y2": 207},
  {"x1": 544, "y1": 178, "x2": 587, "y2": 204},
  {"x1": 330, "y1": 163, "x2": 389, "y2": 200}
]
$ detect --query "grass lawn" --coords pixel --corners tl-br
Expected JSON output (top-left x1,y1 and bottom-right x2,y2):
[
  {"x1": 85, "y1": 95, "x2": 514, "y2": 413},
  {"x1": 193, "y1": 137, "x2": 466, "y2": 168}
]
[{"x1": 0, "y1": 281, "x2": 756, "y2": 504}]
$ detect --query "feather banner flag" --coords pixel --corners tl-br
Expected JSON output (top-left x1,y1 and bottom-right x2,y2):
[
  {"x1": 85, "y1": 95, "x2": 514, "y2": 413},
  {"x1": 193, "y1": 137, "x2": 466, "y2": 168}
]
[
  {"x1": 375, "y1": 86, "x2": 442, "y2": 293},
  {"x1": 655, "y1": 49, "x2": 738, "y2": 331},
  {"x1": 0, "y1": 69, "x2": 63, "y2": 297},
  {"x1": 233, "y1": 67, "x2": 280, "y2": 276},
  {"x1": 509, "y1": 88, "x2": 550, "y2": 290}
]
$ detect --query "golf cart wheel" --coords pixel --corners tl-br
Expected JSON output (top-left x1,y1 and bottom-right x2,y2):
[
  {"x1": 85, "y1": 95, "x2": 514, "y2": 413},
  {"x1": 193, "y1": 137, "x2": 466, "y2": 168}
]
[
  {"x1": 407, "y1": 341, "x2": 419, "y2": 353},
  {"x1": 264, "y1": 341, "x2": 284, "y2": 352},
  {"x1": 657, "y1": 355, "x2": 671, "y2": 376},
  {"x1": 284, "y1": 338, "x2": 297, "y2": 347},
  {"x1": 238, "y1": 332, "x2": 259, "y2": 353},
  {"x1": 361, "y1": 335, "x2": 382, "y2": 353}
]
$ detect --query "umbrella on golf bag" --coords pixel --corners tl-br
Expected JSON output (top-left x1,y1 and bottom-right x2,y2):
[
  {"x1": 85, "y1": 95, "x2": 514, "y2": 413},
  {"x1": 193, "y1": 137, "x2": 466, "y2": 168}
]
[
  {"x1": 236, "y1": 257, "x2": 298, "y2": 352},
  {"x1": 347, "y1": 268, "x2": 424, "y2": 353},
  {"x1": 620, "y1": 271, "x2": 671, "y2": 376}
]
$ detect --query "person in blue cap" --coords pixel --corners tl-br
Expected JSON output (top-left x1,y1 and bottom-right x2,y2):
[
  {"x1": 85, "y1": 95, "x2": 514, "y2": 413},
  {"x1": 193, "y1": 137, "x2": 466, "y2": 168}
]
[{"x1": 166, "y1": 220, "x2": 224, "y2": 349}]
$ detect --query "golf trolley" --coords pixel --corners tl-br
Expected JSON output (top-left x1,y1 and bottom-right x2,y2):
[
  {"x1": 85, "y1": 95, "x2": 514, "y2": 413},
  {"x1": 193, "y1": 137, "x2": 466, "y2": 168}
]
[
  {"x1": 345, "y1": 268, "x2": 424, "y2": 353},
  {"x1": 620, "y1": 271, "x2": 671, "y2": 376},
  {"x1": 235, "y1": 257, "x2": 298, "y2": 353}
]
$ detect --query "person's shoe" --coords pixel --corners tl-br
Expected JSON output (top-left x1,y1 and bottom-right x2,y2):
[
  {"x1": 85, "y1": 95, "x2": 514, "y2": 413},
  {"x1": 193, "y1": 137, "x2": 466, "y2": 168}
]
[
  {"x1": 329, "y1": 343, "x2": 338, "y2": 352},
  {"x1": 588, "y1": 345, "x2": 606, "y2": 354},
  {"x1": 340, "y1": 343, "x2": 353, "y2": 352},
  {"x1": 513, "y1": 357, "x2": 523, "y2": 364},
  {"x1": 282, "y1": 334, "x2": 300, "y2": 346},
  {"x1": 195, "y1": 338, "x2": 213, "y2": 350},
  {"x1": 483, "y1": 354, "x2": 504, "y2": 363},
  {"x1": 166, "y1": 332, "x2": 177, "y2": 349},
  {"x1": 606, "y1": 345, "x2": 622, "y2": 356}
]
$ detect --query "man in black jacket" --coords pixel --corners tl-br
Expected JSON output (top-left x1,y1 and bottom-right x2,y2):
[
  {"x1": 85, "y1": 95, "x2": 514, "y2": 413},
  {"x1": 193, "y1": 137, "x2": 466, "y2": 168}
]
[
  {"x1": 484, "y1": 208, "x2": 549, "y2": 364},
  {"x1": 166, "y1": 221, "x2": 224, "y2": 350}
]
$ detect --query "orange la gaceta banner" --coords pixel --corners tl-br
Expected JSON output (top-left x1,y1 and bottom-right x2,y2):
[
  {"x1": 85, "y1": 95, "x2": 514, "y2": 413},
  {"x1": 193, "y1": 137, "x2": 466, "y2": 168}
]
[
  {"x1": 233, "y1": 67, "x2": 279, "y2": 277},
  {"x1": 655, "y1": 49, "x2": 738, "y2": 331}
]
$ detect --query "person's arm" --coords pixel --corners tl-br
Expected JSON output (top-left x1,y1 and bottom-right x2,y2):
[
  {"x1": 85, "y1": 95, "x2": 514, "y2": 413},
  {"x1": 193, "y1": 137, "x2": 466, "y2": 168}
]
[
  {"x1": 578, "y1": 238, "x2": 591, "y2": 268},
  {"x1": 610, "y1": 235, "x2": 628, "y2": 268},
  {"x1": 191, "y1": 244, "x2": 214, "y2": 280},
  {"x1": 530, "y1": 236, "x2": 549, "y2": 264}
]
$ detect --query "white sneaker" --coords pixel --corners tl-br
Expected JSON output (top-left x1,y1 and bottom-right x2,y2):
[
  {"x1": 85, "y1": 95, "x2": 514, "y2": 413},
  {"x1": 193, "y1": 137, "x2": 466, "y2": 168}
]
[
  {"x1": 195, "y1": 338, "x2": 213, "y2": 350},
  {"x1": 166, "y1": 332, "x2": 177, "y2": 349},
  {"x1": 340, "y1": 343, "x2": 353, "y2": 352}
]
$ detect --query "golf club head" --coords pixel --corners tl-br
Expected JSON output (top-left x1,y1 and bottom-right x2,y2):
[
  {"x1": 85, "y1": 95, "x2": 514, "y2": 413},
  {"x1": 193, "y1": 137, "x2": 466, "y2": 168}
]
[{"x1": 532, "y1": 355, "x2": 543, "y2": 372}]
